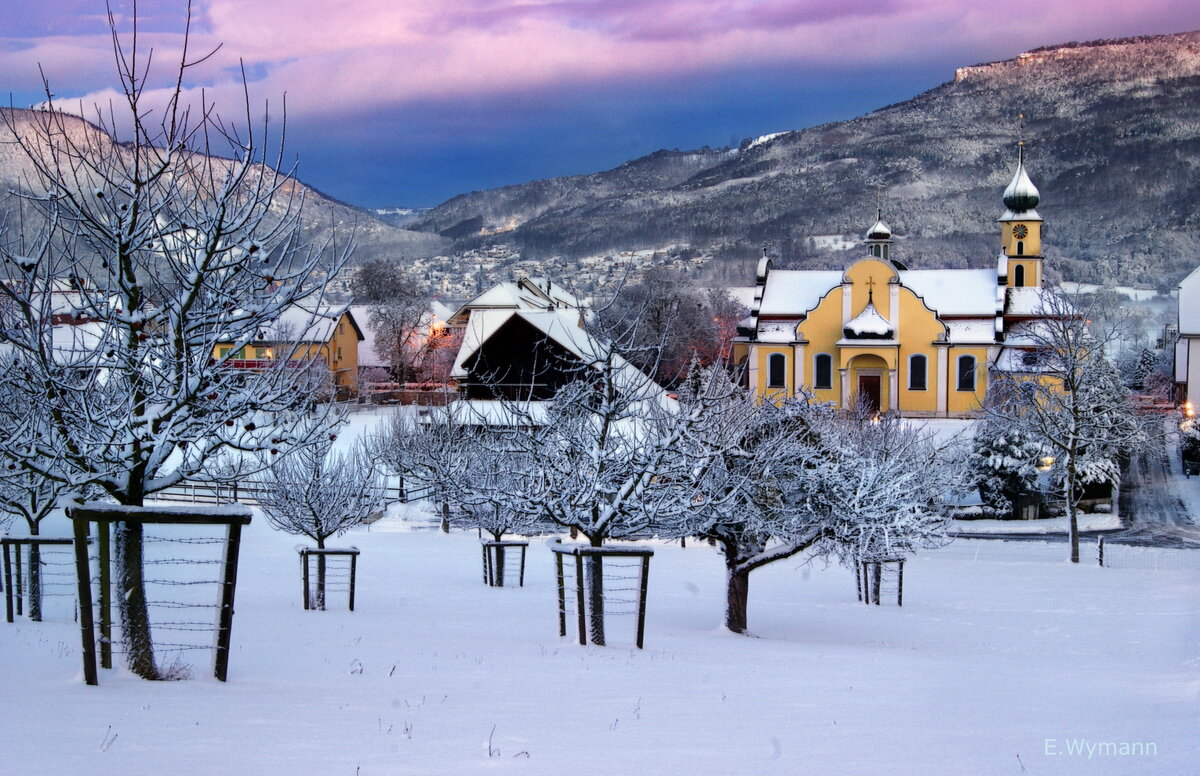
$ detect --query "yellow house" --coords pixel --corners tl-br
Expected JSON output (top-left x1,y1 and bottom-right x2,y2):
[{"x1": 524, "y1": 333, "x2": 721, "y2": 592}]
[
  {"x1": 214, "y1": 306, "x2": 365, "y2": 398},
  {"x1": 734, "y1": 147, "x2": 1052, "y2": 417}
]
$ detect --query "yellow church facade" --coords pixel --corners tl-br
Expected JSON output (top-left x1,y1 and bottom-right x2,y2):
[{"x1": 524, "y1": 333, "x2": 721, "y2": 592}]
[{"x1": 735, "y1": 149, "x2": 1050, "y2": 417}]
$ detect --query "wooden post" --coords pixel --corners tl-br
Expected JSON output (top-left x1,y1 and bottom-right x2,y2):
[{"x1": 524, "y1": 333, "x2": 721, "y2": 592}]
[
  {"x1": 301, "y1": 551, "x2": 311, "y2": 610},
  {"x1": 3, "y1": 541, "x2": 13, "y2": 623},
  {"x1": 518, "y1": 544, "x2": 526, "y2": 587},
  {"x1": 348, "y1": 552, "x2": 357, "y2": 612},
  {"x1": 855, "y1": 557, "x2": 862, "y2": 602},
  {"x1": 98, "y1": 521, "x2": 111, "y2": 670},
  {"x1": 1097, "y1": 537, "x2": 1105, "y2": 567},
  {"x1": 897, "y1": 560, "x2": 904, "y2": 607},
  {"x1": 573, "y1": 552, "x2": 587, "y2": 646},
  {"x1": 555, "y1": 548, "x2": 566, "y2": 638},
  {"x1": 481, "y1": 544, "x2": 489, "y2": 584},
  {"x1": 635, "y1": 554, "x2": 650, "y2": 650},
  {"x1": 14, "y1": 544, "x2": 23, "y2": 617},
  {"x1": 213, "y1": 521, "x2": 244, "y2": 682},
  {"x1": 69, "y1": 515, "x2": 98, "y2": 686}
]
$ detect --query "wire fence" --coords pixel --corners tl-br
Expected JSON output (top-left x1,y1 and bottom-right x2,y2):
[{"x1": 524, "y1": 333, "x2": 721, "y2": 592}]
[
  {"x1": 2, "y1": 538, "x2": 80, "y2": 623},
  {"x1": 1097, "y1": 538, "x2": 1200, "y2": 570},
  {"x1": 85, "y1": 524, "x2": 229, "y2": 678}
]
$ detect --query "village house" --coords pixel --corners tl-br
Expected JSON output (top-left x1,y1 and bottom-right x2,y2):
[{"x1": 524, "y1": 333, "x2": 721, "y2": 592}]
[{"x1": 214, "y1": 305, "x2": 364, "y2": 399}]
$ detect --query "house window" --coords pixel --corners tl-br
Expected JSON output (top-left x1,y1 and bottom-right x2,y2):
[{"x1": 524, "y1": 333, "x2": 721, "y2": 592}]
[
  {"x1": 767, "y1": 353, "x2": 786, "y2": 389},
  {"x1": 908, "y1": 354, "x2": 927, "y2": 390},
  {"x1": 218, "y1": 346, "x2": 231, "y2": 359},
  {"x1": 814, "y1": 353, "x2": 833, "y2": 390},
  {"x1": 957, "y1": 355, "x2": 976, "y2": 392},
  {"x1": 1014, "y1": 264, "x2": 1025, "y2": 287},
  {"x1": 336, "y1": 346, "x2": 343, "y2": 362},
  {"x1": 255, "y1": 347, "x2": 270, "y2": 360}
]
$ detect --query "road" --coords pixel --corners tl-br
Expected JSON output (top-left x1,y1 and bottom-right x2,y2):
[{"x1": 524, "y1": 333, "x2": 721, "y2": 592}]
[{"x1": 1114, "y1": 427, "x2": 1200, "y2": 548}]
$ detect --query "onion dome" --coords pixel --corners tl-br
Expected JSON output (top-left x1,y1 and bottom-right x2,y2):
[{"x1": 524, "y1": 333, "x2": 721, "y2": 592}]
[
  {"x1": 866, "y1": 219, "x2": 891, "y2": 241},
  {"x1": 1002, "y1": 145, "x2": 1040, "y2": 212}
]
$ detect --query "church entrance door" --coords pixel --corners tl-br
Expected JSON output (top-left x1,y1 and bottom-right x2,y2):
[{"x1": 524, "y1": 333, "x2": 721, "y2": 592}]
[{"x1": 858, "y1": 374, "x2": 881, "y2": 413}]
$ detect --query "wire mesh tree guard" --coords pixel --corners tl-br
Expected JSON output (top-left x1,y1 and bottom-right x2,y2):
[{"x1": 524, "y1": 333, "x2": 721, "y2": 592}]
[
  {"x1": 68, "y1": 505, "x2": 252, "y2": 685},
  {"x1": 298, "y1": 547, "x2": 360, "y2": 611},
  {"x1": 2, "y1": 537, "x2": 82, "y2": 623},
  {"x1": 856, "y1": 557, "x2": 905, "y2": 606},
  {"x1": 551, "y1": 542, "x2": 652, "y2": 649},
  {"x1": 481, "y1": 540, "x2": 528, "y2": 587}
]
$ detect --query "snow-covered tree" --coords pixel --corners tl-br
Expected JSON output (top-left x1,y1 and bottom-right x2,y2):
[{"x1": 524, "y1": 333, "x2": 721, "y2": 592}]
[
  {"x1": 0, "y1": 8, "x2": 347, "y2": 675},
  {"x1": 968, "y1": 422, "x2": 1049, "y2": 518},
  {"x1": 823, "y1": 410, "x2": 959, "y2": 568},
  {"x1": 659, "y1": 372, "x2": 839, "y2": 633},
  {"x1": 257, "y1": 437, "x2": 385, "y2": 609},
  {"x1": 663, "y1": 374, "x2": 957, "y2": 633},
  {"x1": 986, "y1": 289, "x2": 1144, "y2": 562}
]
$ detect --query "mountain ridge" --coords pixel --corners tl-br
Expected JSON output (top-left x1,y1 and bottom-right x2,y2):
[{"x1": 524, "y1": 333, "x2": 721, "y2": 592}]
[{"x1": 409, "y1": 30, "x2": 1200, "y2": 290}]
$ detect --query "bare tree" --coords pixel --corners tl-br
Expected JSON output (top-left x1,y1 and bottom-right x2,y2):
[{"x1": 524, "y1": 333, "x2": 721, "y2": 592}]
[
  {"x1": 0, "y1": 5, "x2": 347, "y2": 676},
  {"x1": 986, "y1": 289, "x2": 1144, "y2": 562},
  {"x1": 257, "y1": 437, "x2": 384, "y2": 609},
  {"x1": 352, "y1": 258, "x2": 449, "y2": 383}
]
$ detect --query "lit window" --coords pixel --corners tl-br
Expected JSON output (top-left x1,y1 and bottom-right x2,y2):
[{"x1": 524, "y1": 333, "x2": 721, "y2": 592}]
[{"x1": 908, "y1": 354, "x2": 927, "y2": 391}]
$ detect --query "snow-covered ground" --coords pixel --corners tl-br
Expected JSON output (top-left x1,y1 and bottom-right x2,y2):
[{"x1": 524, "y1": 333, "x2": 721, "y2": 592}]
[{"x1": 3, "y1": 503, "x2": 1198, "y2": 775}]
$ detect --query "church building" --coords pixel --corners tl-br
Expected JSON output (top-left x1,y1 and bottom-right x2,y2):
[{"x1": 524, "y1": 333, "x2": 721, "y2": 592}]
[{"x1": 734, "y1": 148, "x2": 1051, "y2": 417}]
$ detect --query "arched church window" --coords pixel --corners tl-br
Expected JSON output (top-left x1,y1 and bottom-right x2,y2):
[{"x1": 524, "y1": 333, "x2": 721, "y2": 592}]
[
  {"x1": 1016, "y1": 240, "x2": 1024, "y2": 256},
  {"x1": 767, "y1": 353, "x2": 786, "y2": 389},
  {"x1": 1014, "y1": 265, "x2": 1026, "y2": 287},
  {"x1": 908, "y1": 354, "x2": 927, "y2": 390},
  {"x1": 956, "y1": 355, "x2": 977, "y2": 392},
  {"x1": 814, "y1": 353, "x2": 833, "y2": 390}
]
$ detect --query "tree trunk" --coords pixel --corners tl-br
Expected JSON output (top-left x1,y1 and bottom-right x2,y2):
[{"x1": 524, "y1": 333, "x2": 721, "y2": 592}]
[
  {"x1": 440, "y1": 500, "x2": 450, "y2": 533},
  {"x1": 725, "y1": 565, "x2": 750, "y2": 634},
  {"x1": 494, "y1": 545, "x2": 506, "y2": 587},
  {"x1": 28, "y1": 523, "x2": 42, "y2": 622},
  {"x1": 871, "y1": 562, "x2": 882, "y2": 605},
  {"x1": 1066, "y1": 463, "x2": 1080, "y2": 564},
  {"x1": 315, "y1": 536, "x2": 327, "y2": 610},
  {"x1": 585, "y1": 550, "x2": 605, "y2": 646},
  {"x1": 116, "y1": 521, "x2": 159, "y2": 679}
]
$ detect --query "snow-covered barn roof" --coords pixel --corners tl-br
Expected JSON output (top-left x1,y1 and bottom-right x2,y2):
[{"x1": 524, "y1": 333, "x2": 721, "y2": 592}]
[
  {"x1": 447, "y1": 277, "x2": 580, "y2": 325},
  {"x1": 451, "y1": 307, "x2": 669, "y2": 407}
]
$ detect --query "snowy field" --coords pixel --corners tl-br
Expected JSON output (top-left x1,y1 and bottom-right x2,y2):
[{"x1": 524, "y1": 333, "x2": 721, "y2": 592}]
[{"x1": 3, "y1": 503, "x2": 1198, "y2": 775}]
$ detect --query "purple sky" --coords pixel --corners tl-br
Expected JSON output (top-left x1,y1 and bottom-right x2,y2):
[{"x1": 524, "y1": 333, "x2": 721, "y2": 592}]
[{"x1": 5, "y1": 1, "x2": 1200, "y2": 208}]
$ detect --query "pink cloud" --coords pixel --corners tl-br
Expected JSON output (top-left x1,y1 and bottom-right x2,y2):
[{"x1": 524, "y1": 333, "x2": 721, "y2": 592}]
[{"x1": 7, "y1": 0, "x2": 1200, "y2": 126}]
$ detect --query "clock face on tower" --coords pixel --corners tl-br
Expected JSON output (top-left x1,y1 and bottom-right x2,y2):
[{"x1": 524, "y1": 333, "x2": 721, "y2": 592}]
[{"x1": 1013, "y1": 224, "x2": 1029, "y2": 239}]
